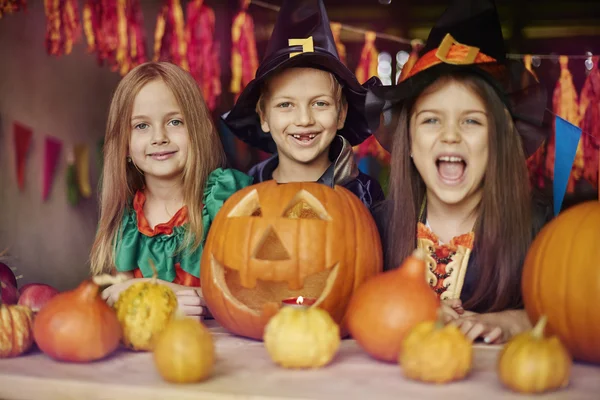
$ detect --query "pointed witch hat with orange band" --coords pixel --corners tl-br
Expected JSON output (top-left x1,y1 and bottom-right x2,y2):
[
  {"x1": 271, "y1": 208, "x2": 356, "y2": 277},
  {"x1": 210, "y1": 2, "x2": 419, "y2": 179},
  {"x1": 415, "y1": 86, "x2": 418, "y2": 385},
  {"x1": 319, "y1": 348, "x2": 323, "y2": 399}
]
[
  {"x1": 221, "y1": 0, "x2": 382, "y2": 154},
  {"x1": 365, "y1": 0, "x2": 550, "y2": 157}
]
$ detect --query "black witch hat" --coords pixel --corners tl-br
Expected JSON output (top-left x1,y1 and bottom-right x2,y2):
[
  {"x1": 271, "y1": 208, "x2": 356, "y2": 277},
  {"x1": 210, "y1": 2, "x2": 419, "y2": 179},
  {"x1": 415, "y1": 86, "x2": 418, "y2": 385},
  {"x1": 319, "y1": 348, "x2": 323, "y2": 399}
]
[
  {"x1": 366, "y1": 0, "x2": 550, "y2": 157},
  {"x1": 221, "y1": 0, "x2": 381, "y2": 154}
]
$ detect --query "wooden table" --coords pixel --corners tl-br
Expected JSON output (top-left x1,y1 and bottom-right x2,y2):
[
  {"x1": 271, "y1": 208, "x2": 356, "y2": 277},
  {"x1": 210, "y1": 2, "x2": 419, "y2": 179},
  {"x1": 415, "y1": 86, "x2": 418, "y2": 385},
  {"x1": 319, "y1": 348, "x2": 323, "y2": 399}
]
[{"x1": 0, "y1": 321, "x2": 598, "y2": 400}]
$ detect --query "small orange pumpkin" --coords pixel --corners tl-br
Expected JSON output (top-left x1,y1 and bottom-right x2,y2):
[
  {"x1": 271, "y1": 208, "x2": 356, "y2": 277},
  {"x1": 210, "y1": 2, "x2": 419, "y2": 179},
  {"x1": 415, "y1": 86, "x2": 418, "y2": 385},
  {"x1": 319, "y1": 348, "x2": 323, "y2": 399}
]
[
  {"x1": 153, "y1": 317, "x2": 215, "y2": 383},
  {"x1": 399, "y1": 309, "x2": 472, "y2": 383},
  {"x1": 0, "y1": 284, "x2": 34, "y2": 358},
  {"x1": 498, "y1": 316, "x2": 572, "y2": 394},
  {"x1": 201, "y1": 181, "x2": 383, "y2": 340},
  {"x1": 522, "y1": 201, "x2": 600, "y2": 364},
  {"x1": 346, "y1": 249, "x2": 440, "y2": 362}
]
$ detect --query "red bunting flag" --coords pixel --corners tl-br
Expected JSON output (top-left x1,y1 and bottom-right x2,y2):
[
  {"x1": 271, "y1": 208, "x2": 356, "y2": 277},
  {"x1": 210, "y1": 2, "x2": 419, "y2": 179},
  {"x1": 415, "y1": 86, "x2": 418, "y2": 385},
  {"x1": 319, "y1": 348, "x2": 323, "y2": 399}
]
[
  {"x1": 186, "y1": 0, "x2": 221, "y2": 111},
  {"x1": 13, "y1": 122, "x2": 32, "y2": 191}
]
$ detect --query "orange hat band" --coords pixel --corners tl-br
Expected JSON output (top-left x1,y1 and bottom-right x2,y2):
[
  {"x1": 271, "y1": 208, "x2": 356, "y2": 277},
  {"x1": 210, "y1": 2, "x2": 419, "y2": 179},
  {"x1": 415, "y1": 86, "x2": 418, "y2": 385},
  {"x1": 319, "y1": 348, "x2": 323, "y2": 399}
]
[{"x1": 402, "y1": 33, "x2": 497, "y2": 82}]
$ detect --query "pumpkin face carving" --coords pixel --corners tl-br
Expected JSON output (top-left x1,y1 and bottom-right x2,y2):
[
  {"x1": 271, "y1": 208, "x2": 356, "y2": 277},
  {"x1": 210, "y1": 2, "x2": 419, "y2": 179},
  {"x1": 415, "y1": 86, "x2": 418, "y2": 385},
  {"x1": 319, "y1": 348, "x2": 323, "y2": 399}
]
[{"x1": 200, "y1": 181, "x2": 383, "y2": 340}]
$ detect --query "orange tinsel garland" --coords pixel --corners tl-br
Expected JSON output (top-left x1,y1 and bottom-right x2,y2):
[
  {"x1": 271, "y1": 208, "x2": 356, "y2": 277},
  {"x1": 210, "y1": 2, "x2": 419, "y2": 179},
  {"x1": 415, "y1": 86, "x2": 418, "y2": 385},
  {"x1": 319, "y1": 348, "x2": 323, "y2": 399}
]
[
  {"x1": 0, "y1": 0, "x2": 26, "y2": 18},
  {"x1": 186, "y1": 0, "x2": 220, "y2": 111},
  {"x1": 230, "y1": 0, "x2": 258, "y2": 102},
  {"x1": 154, "y1": 0, "x2": 188, "y2": 70},
  {"x1": 44, "y1": 0, "x2": 81, "y2": 56},
  {"x1": 545, "y1": 56, "x2": 583, "y2": 194},
  {"x1": 330, "y1": 22, "x2": 346, "y2": 65},
  {"x1": 354, "y1": 31, "x2": 389, "y2": 165}
]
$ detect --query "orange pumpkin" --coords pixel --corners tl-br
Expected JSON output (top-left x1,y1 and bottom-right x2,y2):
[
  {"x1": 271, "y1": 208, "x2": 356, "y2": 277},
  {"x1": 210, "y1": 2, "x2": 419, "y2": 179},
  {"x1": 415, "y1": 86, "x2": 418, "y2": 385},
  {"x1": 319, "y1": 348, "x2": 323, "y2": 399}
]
[
  {"x1": 346, "y1": 249, "x2": 440, "y2": 362},
  {"x1": 33, "y1": 277, "x2": 122, "y2": 362},
  {"x1": 522, "y1": 201, "x2": 600, "y2": 364},
  {"x1": 200, "y1": 181, "x2": 383, "y2": 340}
]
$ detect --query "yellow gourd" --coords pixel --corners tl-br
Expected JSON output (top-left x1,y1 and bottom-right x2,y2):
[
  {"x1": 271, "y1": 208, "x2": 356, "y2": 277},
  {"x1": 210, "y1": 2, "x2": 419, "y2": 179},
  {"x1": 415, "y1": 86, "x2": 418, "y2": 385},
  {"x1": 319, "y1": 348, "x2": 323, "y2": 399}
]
[
  {"x1": 264, "y1": 306, "x2": 340, "y2": 369},
  {"x1": 498, "y1": 315, "x2": 572, "y2": 394},
  {"x1": 114, "y1": 260, "x2": 178, "y2": 351},
  {"x1": 399, "y1": 309, "x2": 473, "y2": 383},
  {"x1": 153, "y1": 317, "x2": 215, "y2": 383}
]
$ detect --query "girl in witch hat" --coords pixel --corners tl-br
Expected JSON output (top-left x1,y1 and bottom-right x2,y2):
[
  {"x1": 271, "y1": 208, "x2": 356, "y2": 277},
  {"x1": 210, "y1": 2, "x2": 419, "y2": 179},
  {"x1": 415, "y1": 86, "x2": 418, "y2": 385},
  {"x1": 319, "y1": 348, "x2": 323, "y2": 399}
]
[
  {"x1": 367, "y1": 0, "x2": 553, "y2": 343},
  {"x1": 90, "y1": 62, "x2": 253, "y2": 318},
  {"x1": 221, "y1": 0, "x2": 384, "y2": 209}
]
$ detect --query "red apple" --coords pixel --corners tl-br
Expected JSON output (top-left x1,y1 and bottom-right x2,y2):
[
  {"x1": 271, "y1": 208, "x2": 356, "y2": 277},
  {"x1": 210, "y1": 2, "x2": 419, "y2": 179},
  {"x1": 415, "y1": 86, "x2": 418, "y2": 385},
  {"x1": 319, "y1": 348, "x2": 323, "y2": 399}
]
[
  {"x1": 0, "y1": 262, "x2": 17, "y2": 288},
  {"x1": 0, "y1": 281, "x2": 19, "y2": 304},
  {"x1": 17, "y1": 283, "x2": 60, "y2": 312}
]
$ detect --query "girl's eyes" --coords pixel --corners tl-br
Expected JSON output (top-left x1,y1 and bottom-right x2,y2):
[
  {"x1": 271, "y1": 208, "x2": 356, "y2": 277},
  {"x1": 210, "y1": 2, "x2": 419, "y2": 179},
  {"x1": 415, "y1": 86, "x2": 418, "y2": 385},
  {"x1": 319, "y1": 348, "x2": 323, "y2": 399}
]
[
  {"x1": 168, "y1": 119, "x2": 183, "y2": 127},
  {"x1": 422, "y1": 118, "x2": 439, "y2": 124},
  {"x1": 134, "y1": 123, "x2": 149, "y2": 130},
  {"x1": 275, "y1": 101, "x2": 330, "y2": 108},
  {"x1": 420, "y1": 118, "x2": 482, "y2": 125},
  {"x1": 276, "y1": 102, "x2": 292, "y2": 108},
  {"x1": 464, "y1": 118, "x2": 482, "y2": 125}
]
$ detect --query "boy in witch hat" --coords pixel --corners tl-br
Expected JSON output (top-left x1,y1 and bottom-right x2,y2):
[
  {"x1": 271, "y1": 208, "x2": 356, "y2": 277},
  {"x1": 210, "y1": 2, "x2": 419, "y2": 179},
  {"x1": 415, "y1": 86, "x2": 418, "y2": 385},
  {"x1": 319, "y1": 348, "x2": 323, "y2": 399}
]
[
  {"x1": 366, "y1": 0, "x2": 553, "y2": 343},
  {"x1": 222, "y1": 0, "x2": 384, "y2": 209}
]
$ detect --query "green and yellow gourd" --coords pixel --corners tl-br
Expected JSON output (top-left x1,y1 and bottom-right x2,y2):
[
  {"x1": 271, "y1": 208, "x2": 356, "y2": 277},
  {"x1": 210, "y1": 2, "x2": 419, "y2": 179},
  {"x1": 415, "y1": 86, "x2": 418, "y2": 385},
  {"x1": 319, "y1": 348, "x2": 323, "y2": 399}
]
[{"x1": 114, "y1": 259, "x2": 178, "y2": 351}]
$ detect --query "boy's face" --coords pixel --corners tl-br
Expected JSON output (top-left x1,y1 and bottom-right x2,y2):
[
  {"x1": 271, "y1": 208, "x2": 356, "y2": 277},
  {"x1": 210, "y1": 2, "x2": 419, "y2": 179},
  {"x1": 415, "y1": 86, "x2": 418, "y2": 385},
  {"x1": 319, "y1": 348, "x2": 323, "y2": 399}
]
[{"x1": 258, "y1": 68, "x2": 347, "y2": 166}]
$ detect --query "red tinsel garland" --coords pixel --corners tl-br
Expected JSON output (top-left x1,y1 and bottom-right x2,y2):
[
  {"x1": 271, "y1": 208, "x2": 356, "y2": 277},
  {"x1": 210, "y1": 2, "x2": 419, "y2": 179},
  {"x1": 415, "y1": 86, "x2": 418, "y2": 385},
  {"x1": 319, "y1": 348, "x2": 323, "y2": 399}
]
[
  {"x1": 44, "y1": 0, "x2": 81, "y2": 56},
  {"x1": 0, "y1": 0, "x2": 26, "y2": 18},
  {"x1": 186, "y1": 0, "x2": 220, "y2": 111},
  {"x1": 154, "y1": 0, "x2": 188, "y2": 70},
  {"x1": 83, "y1": 0, "x2": 146, "y2": 76},
  {"x1": 579, "y1": 56, "x2": 600, "y2": 193},
  {"x1": 230, "y1": 0, "x2": 258, "y2": 102},
  {"x1": 330, "y1": 22, "x2": 346, "y2": 65}
]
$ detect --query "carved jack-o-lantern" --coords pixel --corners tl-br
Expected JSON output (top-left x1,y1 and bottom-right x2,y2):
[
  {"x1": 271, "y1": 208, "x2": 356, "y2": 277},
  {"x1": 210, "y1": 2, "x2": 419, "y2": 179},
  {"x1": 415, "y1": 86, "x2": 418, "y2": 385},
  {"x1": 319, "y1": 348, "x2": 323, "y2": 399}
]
[{"x1": 200, "y1": 181, "x2": 383, "y2": 340}]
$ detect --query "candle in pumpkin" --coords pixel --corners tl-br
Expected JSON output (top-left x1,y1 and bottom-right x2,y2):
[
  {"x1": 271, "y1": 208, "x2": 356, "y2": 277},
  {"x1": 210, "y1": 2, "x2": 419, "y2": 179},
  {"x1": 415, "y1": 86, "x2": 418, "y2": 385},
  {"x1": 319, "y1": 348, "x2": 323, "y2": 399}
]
[{"x1": 281, "y1": 296, "x2": 316, "y2": 309}]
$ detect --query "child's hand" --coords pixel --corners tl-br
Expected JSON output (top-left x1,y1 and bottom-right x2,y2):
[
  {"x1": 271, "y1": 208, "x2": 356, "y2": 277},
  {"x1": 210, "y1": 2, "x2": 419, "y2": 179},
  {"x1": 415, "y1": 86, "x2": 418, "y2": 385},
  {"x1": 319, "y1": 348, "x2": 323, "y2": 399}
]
[
  {"x1": 450, "y1": 313, "x2": 506, "y2": 344},
  {"x1": 175, "y1": 289, "x2": 207, "y2": 320},
  {"x1": 440, "y1": 298, "x2": 464, "y2": 323},
  {"x1": 101, "y1": 278, "x2": 143, "y2": 306}
]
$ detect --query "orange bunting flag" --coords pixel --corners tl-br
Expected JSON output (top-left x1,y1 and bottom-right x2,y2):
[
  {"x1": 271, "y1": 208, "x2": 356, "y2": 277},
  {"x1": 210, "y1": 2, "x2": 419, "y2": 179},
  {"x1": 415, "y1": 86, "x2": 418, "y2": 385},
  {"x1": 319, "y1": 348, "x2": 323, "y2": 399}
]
[
  {"x1": 154, "y1": 0, "x2": 188, "y2": 70},
  {"x1": 83, "y1": 0, "x2": 146, "y2": 76},
  {"x1": 186, "y1": 0, "x2": 221, "y2": 111},
  {"x1": 398, "y1": 39, "x2": 424, "y2": 83},
  {"x1": 579, "y1": 56, "x2": 600, "y2": 195},
  {"x1": 0, "y1": 0, "x2": 26, "y2": 18},
  {"x1": 230, "y1": 0, "x2": 258, "y2": 101},
  {"x1": 545, "y1": 56, "x2": 583, "y2": 194},
  {"x1": 330, "y1": 22, "x2": 346, "y2": 65},
  {"x1": 44, "y1": 0, "x2": 82, "y2": 56}
]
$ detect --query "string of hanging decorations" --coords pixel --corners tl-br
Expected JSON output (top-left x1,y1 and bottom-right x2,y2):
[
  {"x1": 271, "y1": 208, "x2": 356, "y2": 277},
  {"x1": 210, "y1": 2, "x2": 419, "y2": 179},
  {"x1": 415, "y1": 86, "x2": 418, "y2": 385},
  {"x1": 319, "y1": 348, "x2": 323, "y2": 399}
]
[{"x1": 249, "y1": 0, "x2": 596, "y2": 65}]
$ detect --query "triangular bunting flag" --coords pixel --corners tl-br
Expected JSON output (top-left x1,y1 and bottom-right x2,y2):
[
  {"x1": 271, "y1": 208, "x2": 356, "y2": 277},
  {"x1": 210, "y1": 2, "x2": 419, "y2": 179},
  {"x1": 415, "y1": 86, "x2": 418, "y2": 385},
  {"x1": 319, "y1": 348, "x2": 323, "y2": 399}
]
[
  {"x1": 74, "y1": 144, "x2": 92, "y2": 198},
  {"x1": 13, "y1": 122, "x2": 32, "y2": 191},
  {"x1": 42, "y1": 136, "x2": 62, "y2": 201},
  {"x1": 553, "y1": 115, "x2": 582, "y2": 215}
]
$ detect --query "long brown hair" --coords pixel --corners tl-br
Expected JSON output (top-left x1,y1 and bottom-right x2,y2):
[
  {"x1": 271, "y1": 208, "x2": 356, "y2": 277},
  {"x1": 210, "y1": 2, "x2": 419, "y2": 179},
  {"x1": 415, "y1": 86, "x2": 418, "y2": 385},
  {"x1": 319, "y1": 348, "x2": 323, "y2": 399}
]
[
  {"x1": 382, "y1": 72, "x2": 532, "y2": 312},
  {"x1": 90, "y1": 62, "x2": 226, "y2": 275}
]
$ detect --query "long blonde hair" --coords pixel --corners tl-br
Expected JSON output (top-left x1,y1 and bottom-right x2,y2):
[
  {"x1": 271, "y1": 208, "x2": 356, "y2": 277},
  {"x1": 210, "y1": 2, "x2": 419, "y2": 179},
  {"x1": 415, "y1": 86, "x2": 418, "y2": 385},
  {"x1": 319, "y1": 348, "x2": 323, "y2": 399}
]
[{"x1": 90, "y1": 62, "x2": 226, "y2": 275}]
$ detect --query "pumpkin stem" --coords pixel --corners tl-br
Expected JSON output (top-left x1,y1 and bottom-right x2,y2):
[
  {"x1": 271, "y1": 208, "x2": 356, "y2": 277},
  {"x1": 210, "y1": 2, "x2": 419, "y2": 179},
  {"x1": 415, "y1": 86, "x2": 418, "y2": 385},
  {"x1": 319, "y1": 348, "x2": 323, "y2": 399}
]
[
  {"x1": 531, "y1": 315, "x2": 548, "y2": 339},
  {"x1": 92, "y1": 273, "x2": 129, "y2": 287},
  {"x1": 148, "y1": 258, "x2": 158, "y2": 284}
]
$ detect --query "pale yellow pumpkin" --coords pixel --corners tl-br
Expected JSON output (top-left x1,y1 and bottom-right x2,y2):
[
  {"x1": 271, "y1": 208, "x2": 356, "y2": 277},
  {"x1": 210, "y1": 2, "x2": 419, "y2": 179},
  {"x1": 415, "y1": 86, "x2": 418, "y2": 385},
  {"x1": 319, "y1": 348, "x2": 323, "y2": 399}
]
[
  {"x1": 0, "y1": 303, "x2": 34, "y2": 358},
  {"x1": 399, "y1": 311, "x2": 472, "y2": 383},
  {"x1": 498, "y1": 316, "x2": 572, "y2": 394},
  {"x1": 114, "y1": 260, "x2": 178, "y2": 351},
  {"x1": 264, "y1": 306, "x2": 340, "y2": 369},
  {"x1": 153, "y1": 317, "x2": 215, "y2": 383}
]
